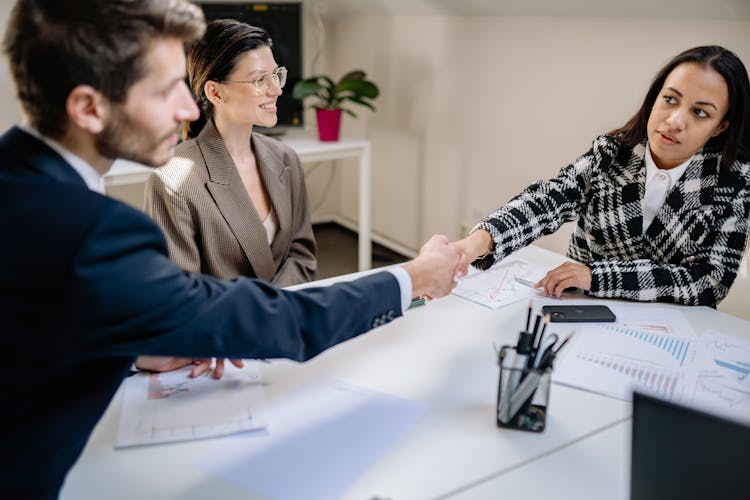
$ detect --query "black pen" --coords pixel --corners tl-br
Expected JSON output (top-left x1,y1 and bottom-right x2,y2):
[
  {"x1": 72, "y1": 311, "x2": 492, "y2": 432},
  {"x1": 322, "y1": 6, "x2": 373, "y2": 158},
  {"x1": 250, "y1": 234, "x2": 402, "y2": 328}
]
[
  {"x1": 525, "y1": 299, "x2": 533, "y2": 331},
  {"x1": 554, "y1": 332, "x2": 575, "y2": 354},
  {"x1": 538, "y1": 331, "x2": 576, "y2": 370},
  {"x1": 535, "y1": 314, "x2": 550, "y2": 352}
]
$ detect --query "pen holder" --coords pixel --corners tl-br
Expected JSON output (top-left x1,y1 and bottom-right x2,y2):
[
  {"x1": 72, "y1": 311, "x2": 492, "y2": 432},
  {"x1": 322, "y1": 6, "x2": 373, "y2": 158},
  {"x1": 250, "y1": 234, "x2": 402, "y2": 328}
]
[{"x1": 496, "y1": 345, "x2": 552, "y2": 432}]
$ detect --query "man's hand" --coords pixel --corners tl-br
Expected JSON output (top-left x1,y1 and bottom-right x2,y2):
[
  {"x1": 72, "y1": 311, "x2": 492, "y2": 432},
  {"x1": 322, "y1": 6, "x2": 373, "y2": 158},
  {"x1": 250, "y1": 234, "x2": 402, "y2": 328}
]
[
  {"x1": 536, "y1": 262, "x2": 592, "y2": 297},
  {"x1": 189, "y1": 358, "x2": 244, "y2": 379},
  {"x1": 135, "y1": 356, "x2": 244, "y2": 379},
  {"x1": 403, "y1": 234, "x2": 462, "y2": 299},
  {"x1": 135, "y1": 355, "x2": 193, "y2": 373}
]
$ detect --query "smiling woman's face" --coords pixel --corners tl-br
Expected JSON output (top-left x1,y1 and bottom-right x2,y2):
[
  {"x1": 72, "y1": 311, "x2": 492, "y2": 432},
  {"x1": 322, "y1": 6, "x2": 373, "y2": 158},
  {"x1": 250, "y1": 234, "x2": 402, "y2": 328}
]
[
  {"x1": 647, "y1": 62, "x2": 729, "y2": 169},
  {"x1": 214, "y1": 46, "x2": 283, "y2": 129}
]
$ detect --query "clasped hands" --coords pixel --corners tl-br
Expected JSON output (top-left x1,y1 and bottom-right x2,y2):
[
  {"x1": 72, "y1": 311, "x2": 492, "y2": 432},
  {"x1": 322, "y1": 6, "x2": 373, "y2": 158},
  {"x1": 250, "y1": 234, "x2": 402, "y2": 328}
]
[
  {"x1": 136, "y1": 234, "x2": 592, "y2": 379},
  {"x1": 452, "y1": 229, "x2": 592, "y2": 297}
]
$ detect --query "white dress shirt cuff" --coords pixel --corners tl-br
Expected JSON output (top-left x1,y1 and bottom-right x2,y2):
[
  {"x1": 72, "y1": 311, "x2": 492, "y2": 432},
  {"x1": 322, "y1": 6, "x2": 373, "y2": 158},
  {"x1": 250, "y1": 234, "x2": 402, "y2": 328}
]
[{"x1": 386, "y1": 267, "x2": 412, "y2": 313}]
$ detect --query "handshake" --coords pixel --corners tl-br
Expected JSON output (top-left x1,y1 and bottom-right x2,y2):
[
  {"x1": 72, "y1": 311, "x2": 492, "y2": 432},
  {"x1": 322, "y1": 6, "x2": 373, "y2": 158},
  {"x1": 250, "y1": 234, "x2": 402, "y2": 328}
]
[{"x1": 403, "y1": 231, "x2": 493, "y2": 300}]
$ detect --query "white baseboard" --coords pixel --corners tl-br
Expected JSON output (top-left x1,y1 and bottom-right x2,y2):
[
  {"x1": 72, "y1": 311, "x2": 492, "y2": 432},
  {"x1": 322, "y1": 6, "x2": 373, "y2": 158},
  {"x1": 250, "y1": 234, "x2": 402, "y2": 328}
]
[{"x1": 312, "y1": 214, "x2": 418, "y2": 259}]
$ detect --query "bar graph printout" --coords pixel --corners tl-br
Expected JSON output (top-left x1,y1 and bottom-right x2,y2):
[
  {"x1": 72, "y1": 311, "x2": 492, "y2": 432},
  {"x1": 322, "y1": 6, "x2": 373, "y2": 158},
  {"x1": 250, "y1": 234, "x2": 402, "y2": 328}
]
[
  {"x1": 116, "y1": 362, "x2": 268, "y2": 447},
  {"x1": 553, "y1": 307, "x2": 750, "y2": 422},
  {"x1": 552, "y1": 305, "x2": 697, "y2": 401},
  {"x1": 452, "y1": 257, "x2": 549, "y2": 309}
]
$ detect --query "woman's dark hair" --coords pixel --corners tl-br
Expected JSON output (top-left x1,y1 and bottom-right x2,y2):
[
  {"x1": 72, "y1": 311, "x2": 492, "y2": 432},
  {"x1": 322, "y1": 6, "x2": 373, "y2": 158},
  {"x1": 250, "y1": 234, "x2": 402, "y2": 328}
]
[
  {"x1": 184, "y1": 19, "x2": 272, "y2": 139},
  {"x1": 610, "y1": 45, "x2": 750, "y2": 169}
]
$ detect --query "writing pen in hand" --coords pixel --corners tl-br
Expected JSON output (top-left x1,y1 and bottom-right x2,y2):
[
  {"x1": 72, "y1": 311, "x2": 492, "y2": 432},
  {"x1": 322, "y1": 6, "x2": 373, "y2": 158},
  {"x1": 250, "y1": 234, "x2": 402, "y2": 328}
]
[{"x1": 515, "y1": 277, "x2": 560, "y2": 300}]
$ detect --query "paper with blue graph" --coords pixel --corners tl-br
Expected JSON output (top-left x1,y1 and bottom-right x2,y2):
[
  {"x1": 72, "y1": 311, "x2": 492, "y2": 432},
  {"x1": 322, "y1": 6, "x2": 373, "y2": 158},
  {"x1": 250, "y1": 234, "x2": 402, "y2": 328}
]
[
  {"x1": 452, "y1": 257, "x2": 549, "y2": 309},
  {"x1": 688, "y1": 330, "x2": 750, "y2": 421},
  {"x1": 116, "y1": 362, "x2": 268, "y2": 448},
  {"x1": 552, "y1": 305, "x2": 750, "y2": 421}
]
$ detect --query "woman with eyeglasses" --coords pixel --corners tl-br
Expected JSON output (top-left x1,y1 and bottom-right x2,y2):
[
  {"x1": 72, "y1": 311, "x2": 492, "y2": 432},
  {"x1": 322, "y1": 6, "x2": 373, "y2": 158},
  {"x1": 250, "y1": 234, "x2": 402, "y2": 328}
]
[
  {"x1": 454, "y1": 46, "x2": 750, "y2": 307},
  {"x1": 139, "y1": 19, "x2": 316, "y2": 377}
]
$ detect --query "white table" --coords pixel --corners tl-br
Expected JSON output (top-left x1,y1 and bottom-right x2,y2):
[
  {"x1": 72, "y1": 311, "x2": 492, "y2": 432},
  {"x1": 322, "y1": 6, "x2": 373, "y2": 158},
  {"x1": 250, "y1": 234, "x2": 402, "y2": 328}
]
[
  {"x1": 104, "y1": 137, "x2": 373, "y2": 271},
  {"x1": 59, "y1": 245, "x2": 748, "y2": 499}
]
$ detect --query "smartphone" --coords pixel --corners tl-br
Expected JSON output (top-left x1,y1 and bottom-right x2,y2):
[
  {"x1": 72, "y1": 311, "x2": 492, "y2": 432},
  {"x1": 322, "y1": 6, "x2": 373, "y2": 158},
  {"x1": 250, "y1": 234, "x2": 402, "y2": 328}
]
[{"x1": 541, "y1": 305, "x2": 616, "y2": 323}]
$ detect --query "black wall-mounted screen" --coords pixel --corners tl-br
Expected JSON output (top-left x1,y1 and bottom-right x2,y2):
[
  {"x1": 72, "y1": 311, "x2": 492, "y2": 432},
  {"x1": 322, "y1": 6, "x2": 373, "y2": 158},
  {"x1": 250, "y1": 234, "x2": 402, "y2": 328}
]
[{"x1": 197, "y1": 2, "x2": 303, "y2": 133}]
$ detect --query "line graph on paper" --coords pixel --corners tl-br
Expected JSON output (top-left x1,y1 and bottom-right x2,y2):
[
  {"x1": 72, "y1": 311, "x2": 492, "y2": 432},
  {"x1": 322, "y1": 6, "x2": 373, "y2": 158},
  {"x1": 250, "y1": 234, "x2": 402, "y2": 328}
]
[
  {"x1": 452, "y1": 258, "x2": 548, "y2": 309},
  {"x1": 687, "y1": 330, "x2": 750, "y2": 419}
]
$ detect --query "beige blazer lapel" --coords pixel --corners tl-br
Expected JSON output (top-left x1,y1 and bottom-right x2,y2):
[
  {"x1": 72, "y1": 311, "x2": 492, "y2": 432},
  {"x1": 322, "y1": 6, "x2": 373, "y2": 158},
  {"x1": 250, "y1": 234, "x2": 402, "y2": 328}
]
[
  {"x1": 198, "y1": 121, "x2": 277, "y2": 281},
  {"x1": 251, "y1": 134, "x2": 293, "y2": 262}
]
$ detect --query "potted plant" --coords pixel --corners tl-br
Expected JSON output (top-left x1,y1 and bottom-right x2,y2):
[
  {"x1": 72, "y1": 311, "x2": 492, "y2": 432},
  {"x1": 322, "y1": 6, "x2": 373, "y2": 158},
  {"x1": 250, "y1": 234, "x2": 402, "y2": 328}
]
[{"x1": 292, "y1": 70, "x2": 379, "y2": 141}]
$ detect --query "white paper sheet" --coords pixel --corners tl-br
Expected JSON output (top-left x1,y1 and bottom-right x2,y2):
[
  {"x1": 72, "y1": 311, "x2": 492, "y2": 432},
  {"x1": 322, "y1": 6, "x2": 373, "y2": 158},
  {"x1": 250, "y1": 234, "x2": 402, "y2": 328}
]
[
  {"x1": 552, "y1": 309, "x2": 750, "y2": 422},
  {"x1": 194, "y1": 376, "x2": 426, "y2": 500},
  {"x1": 687, "y1": 330, "x2": 750, "y2": 422},
  {"x1": 116, "y1": 362, "x2": 268, "y2": 447},
  {"x1": 452, "y1": 257, "x2": 549, "y2": 309},
  {"x1": 552, "y1": 307, "x2": 698, "y2": 402}
]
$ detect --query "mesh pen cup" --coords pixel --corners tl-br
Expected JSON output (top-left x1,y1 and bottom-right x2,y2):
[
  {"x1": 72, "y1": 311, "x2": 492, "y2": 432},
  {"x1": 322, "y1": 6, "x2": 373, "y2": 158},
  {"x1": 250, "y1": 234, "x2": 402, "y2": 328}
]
[{"x1": 496, "y1": 345, "x2": 552, "y2": 432}]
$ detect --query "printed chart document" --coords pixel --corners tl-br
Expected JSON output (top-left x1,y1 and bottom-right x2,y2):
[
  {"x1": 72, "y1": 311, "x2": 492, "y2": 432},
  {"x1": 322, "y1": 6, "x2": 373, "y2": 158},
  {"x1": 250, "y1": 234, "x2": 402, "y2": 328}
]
[
  {"x1": 116, "y1": 362, "x2": 268, "y2": 447},
  {"x1": 452, "y1": 257, "x2": 549, "y2": 309},
  {"x1": 689, "y1": 330, "x2": 750, "y2": 421},
  {"x1": 552, "y1": 305, "x2": 750, "y2": 422},
  {"x1": 195, "y1": 376, "x2": 426, "y2": 500}
]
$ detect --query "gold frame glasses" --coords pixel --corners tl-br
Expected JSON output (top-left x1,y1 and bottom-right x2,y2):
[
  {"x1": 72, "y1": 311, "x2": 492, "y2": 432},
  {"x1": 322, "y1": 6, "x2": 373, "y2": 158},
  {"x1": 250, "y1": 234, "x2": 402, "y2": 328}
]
[{"x1": 221, "y1": 67, "x2": 288, "y2": 95}]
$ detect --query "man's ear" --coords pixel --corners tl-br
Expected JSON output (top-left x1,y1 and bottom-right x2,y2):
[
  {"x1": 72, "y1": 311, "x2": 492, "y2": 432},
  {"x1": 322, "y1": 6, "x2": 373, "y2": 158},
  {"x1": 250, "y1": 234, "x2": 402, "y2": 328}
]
[{"x1": 65, "y1": 85, "x2": 110, "y2": 134}]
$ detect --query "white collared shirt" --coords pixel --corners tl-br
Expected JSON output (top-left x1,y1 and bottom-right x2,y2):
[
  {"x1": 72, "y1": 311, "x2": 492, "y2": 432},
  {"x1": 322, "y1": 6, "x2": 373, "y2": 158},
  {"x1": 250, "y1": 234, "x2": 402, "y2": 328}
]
[
  {"x1": 19, "y1": 124, "x2": 105, "y2": 194},
  {"x1": 642, "y1": 144, "x2": 692, "y2": 232}
]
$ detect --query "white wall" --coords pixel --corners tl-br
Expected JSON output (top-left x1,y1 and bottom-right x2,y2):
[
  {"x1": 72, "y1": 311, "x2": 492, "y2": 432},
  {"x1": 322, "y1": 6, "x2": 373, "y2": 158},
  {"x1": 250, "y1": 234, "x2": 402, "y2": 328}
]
[
  {"x1": 320, "y1": 14, "x2": 750, "y2": 316},
  {"x1": 0, "y1": 2, "x2": 22, "y2": 131}
]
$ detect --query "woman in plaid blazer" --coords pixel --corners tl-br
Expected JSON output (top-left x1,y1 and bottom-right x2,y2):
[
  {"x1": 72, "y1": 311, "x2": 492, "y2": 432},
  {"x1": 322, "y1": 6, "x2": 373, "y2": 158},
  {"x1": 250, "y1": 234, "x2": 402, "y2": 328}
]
[{"x1": 456, "y1": 46, "x2": 750, "y2": 307}]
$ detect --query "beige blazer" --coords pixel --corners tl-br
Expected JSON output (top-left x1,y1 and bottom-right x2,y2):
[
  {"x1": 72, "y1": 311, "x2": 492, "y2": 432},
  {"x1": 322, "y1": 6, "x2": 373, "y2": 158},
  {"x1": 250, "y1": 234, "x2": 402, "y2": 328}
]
[{"x1": 144, "y1": 120, "x2": 316, "y2": 286}]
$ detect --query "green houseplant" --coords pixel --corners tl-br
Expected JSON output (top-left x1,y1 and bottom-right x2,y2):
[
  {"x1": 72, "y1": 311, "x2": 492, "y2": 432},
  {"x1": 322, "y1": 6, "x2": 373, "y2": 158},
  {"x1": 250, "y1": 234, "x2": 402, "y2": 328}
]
[{"x1": 292, "y1": 70, "x2": 379, "y2": 141}]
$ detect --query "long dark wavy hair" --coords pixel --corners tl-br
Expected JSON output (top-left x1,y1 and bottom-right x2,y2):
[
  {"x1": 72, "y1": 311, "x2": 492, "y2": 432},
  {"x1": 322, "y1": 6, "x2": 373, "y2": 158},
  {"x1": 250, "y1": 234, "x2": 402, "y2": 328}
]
[
  {"x1": 183, "y1": 19, "x2": 272, "y2": 140},
  {"x1": 610, "y1": 46, "x2": 750, "y2": 170}
]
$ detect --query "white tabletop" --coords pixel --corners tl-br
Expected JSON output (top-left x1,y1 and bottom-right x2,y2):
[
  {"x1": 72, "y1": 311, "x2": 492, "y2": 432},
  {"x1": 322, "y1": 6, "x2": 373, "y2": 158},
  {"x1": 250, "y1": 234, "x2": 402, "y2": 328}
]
[{"x1": 60, "y1": 245, "x2": 748, "y2": 499}]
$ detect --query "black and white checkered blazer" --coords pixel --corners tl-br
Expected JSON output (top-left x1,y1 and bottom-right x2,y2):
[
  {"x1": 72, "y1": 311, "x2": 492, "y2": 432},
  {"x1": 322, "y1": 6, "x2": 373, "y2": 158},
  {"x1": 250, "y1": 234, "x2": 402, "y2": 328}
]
[{"x1": 474, "y1": 134, "x2": 750, "y2": 306}]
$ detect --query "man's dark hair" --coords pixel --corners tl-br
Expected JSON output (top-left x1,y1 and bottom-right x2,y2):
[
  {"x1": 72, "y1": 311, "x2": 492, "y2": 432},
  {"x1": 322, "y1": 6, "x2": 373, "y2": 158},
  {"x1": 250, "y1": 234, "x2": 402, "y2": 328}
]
[{"x1": 3, "y1": 0, "x2": 206, "y2": 138}]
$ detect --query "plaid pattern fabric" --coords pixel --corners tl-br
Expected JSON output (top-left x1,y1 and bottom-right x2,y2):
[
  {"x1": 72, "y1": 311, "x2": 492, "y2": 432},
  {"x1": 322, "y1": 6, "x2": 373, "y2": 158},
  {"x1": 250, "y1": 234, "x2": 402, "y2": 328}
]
[{"x1": 474, "y1": 135, "x2": 750, "y2": 306}]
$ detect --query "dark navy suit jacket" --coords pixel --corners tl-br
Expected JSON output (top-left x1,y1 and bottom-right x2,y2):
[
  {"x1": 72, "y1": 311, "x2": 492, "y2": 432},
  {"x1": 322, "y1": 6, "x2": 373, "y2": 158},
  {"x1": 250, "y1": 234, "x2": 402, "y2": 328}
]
[{"x1": 0, "y1": 127, "x2": 401, "y2": 498}]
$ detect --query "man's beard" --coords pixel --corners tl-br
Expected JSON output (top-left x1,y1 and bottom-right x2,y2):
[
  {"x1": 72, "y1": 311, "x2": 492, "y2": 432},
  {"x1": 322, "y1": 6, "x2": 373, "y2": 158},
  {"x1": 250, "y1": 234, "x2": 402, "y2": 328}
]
[{"x1": 95, "y1": 106, "x2": 179, "y2": 167}]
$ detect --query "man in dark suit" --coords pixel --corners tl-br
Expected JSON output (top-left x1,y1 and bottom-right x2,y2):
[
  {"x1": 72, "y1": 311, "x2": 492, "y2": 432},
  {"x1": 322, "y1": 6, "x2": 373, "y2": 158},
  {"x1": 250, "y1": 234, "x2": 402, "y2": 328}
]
[{"x1": 0, "y1": 1, "x2": 461, "y2": 497}]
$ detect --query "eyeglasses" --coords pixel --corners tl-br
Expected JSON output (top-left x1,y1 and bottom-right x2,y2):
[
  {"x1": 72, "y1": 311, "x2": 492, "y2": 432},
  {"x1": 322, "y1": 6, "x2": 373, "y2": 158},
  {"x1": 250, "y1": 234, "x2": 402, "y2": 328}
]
[{"x1": 220, "y1": 67, "x2": 287, "y2": 95}]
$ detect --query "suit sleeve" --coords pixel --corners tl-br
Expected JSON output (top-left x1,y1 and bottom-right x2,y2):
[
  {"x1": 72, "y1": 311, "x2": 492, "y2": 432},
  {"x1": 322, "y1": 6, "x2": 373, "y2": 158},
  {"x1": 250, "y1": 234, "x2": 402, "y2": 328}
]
[
  {"x1": 143, "y1": 170, "x2": 202, "y2": 273},
  {"x1": 472, "y1": 135, "x2": 617, "y2": 269},
  {"x1": 70, "y1": 202, "x2": 402, "y2": 361},
  {"x1": 272, "y1": 151, "x2": 317, "y2": 287},
  {"x1": 587, "y1": 163, "x2": 750, "y2": 306}
]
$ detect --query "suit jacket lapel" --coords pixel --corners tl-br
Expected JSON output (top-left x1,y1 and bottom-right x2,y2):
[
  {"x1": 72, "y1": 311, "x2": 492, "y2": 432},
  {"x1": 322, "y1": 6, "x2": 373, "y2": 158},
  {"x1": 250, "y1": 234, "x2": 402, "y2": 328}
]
[
  {"x1": 251, "y1": 134, "x2": 292, "y2": 261},
  {"x1": 198, "y1": 121, "x2": 276, "y2": 281}
]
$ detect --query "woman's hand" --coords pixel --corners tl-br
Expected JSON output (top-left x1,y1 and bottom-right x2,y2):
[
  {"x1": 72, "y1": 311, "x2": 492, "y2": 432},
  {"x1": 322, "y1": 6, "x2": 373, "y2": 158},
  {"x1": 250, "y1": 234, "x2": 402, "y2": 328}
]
[
  {"x1": 453, "y1": 229, "x2": 494, "y2": 279},
  {"x1": 536, "y1": 262, "x2": 592, "y2": 297}
]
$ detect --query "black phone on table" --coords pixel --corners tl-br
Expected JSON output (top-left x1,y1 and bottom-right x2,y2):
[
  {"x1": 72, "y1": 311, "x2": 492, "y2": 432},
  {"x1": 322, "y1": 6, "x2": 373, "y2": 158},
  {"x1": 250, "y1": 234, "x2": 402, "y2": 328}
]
[{"x1": 541, "y1": 305, "x2": 616, "y2": 323}]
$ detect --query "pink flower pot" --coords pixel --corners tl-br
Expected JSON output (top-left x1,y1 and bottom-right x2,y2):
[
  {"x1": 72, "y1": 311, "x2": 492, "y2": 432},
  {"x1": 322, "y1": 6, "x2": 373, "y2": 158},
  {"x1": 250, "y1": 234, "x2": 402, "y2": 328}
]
[{"x1": 316, "y1": 108, "x2": 342, "y2": 141}]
